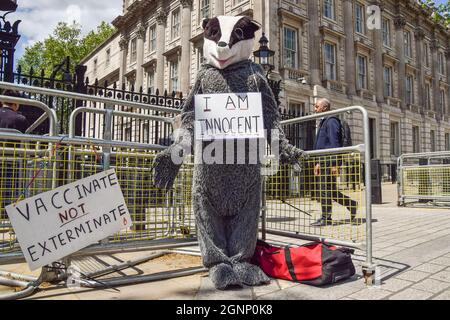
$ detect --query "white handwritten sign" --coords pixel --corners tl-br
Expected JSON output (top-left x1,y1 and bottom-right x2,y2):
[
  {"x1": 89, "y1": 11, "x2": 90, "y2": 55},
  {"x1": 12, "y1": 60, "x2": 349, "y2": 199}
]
[
  {"x1": 6, "y1": 169, "x2": 132, "y2": 270},
  {"x1": 194, "y1": 93, "x2": 265, "y2": 140}
]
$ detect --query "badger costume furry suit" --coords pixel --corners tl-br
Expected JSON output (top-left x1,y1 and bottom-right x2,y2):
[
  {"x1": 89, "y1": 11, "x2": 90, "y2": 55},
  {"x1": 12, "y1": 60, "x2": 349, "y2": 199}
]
[{"x1": 153, "y1": 16, "x2": 305, "y2": 290}]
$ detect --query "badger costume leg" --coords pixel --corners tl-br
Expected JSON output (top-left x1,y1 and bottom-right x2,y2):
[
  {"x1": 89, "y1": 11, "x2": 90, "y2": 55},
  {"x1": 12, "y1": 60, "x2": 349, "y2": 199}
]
[
  {"x1": 226, "y1": 179, "x2": 270, "y2": 286},
  {"x1": 193, "y1": 191, "x2": 243, "y2": 289},
  {"x1": 193, "y1": 171, "x2": 269, "y2": 289}
]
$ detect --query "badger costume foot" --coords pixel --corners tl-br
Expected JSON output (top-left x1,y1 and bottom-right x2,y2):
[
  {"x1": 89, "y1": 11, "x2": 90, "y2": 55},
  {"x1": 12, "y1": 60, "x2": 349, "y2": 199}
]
[
  {"x1": 209, "y1": 263, "x2": 243, "y2": 290},
  {"x1": 233, "y1": 262, "x2": 270, "y2": 286}
]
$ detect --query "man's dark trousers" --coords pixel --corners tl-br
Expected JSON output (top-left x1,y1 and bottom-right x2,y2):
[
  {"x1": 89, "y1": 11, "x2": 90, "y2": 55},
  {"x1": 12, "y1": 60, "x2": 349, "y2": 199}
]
[{"x1": 319, "y1": 167, "x2": 357, "y2": 221}]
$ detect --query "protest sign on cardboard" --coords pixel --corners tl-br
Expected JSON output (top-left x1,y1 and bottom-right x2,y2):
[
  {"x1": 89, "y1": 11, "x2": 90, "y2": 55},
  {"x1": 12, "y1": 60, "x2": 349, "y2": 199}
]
[
  {"x1": 194, "y1": 93, "x2": 264, "y2": 140},
  {"x1": 6, "y1": 169, "x2": 132, "y2": 270}
]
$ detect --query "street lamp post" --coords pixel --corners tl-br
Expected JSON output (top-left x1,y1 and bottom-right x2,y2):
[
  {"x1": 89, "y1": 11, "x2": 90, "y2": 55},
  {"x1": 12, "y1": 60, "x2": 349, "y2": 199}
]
[
  {"x1": 0, "y1": 0, "x2": 20, "y2": 82},
  {"x1": 253, "y1": 33, "x2": 282, "y2": 106}
]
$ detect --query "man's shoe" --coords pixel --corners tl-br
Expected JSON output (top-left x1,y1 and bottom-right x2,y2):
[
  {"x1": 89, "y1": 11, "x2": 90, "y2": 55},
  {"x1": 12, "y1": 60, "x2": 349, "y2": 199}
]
[
  {"x1": 350, "y1": 205, "x2": 358, "y2": 222},
  {"x1": 310, "y1": 218, "x2": 332, "y2": 227}
]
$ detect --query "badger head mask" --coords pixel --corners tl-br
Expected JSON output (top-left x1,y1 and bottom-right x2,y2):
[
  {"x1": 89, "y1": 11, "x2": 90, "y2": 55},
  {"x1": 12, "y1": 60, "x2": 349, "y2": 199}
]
[{"x1": 202, "y1": 16, "x2": 261, "y2": 70}]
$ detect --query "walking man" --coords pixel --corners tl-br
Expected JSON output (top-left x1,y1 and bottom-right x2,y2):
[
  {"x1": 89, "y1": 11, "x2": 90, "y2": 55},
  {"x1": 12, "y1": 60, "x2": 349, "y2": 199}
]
[{"x1": 310, "y1": 98, "x2": 358, "y2": 227}]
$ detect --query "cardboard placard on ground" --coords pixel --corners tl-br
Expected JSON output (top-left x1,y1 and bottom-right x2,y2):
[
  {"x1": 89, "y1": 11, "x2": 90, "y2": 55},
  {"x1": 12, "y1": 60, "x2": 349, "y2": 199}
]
[{"x1": 6, "y1": 169, "x2": 132, "y2": 270}]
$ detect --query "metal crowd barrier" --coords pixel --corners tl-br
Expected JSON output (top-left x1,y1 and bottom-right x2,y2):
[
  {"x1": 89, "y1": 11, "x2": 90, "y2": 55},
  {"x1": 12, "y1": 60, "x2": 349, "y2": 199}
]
[
  {"x1": 0, "y1": 88, "x2": 202, "y2": 299},
  {"x1": 263, "y1": 106, "x2": 375, "y2": 283},
  {"x1": 397, "y1": 151, "x2": 450, "y2": 207},
  {"x1": 0, "y1": 83, "x2": 376, "y2": 298}
]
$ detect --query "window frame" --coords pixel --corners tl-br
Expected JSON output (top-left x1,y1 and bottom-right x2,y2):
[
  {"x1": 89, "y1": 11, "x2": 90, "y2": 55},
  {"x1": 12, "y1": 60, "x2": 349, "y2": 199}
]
[
  {"x1": 324, "y1": 42, "x2": 337, "y2": 81},
  {"x1": 170, "y1": 60, "x2": 179, "y2": 93},
  {"x1": 171, "y1": 8, "x2": 181, "y2": 40},
  {"x1": 130, "y1": 38, "x2": 137, "y2": 63},
  {"x1": 404, "y1": 30, "x2": 412, "y2": 58},
  {"x1": 430, "y1": 129, "x2": 436, "y2": 152},
  {"x1": 149, "y1": 24, "x2": 157, "y2": 53},
  {"x1": 384, "y1": 66, "x2": 393, "y2": 97},
  {"x1": 283, "y1": 26, "x2": 298, "y2": 69},
  {"x1": 382, "y1": 18, "x2": 391, "y2": 47},
  {"x1": 323, "y1": 0, "x2": 335, "y2": 21},
  {"x1": 412, "y1": 125, "x2": 420, "y2": 153},
  {"x1": 357, "y1": 54, "x2": 367, "y2": 89},
  {"x1": 355, "y1": 2, "x2": 365, "y2": 34},
  {"x1": 390, "y1": 121, "x2": 400, "y2": 156},
  {"x1": 405, "y1": 74, "x2": 414, "y2": 105},
  {"x1": 200, "y1": 0, "x2": 210, "y2": 20}
]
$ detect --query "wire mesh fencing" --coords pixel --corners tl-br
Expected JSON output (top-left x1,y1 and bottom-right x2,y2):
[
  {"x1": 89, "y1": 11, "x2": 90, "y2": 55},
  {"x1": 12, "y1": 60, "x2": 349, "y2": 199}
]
[
  {"x1": 0, "y1": 138, "x2": 196, "y2": 256},
  {"x1": 263, "y1": 151, "x2": 365, "y2": 247},
  {"x1": 398, "y1": 151, "x2": 450, "y2": 207}
]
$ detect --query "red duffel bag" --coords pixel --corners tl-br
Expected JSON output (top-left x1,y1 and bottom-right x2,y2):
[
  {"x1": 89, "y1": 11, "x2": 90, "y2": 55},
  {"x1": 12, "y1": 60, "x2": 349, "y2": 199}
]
[{"x1": 252, "y1": 240, "x2": 356, "y2": 286}]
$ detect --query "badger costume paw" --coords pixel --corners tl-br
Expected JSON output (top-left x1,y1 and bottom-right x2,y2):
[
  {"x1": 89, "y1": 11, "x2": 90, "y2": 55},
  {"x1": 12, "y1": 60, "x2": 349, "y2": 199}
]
[
  {"x1": 209, "y1": 263, "x2": 242, "y2": 290},
  {"x1": 152, "y1": 146, "x2": 182, "y2": 189},
  {"x1": 233, "y1": 262, "x2": 271, "y2": 286}
]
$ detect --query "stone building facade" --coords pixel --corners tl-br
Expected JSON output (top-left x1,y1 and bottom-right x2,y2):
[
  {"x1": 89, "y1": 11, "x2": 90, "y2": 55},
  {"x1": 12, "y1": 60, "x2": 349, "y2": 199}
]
[{"x1": 80, "y1": 0, "x2": 450, "y2": 179}]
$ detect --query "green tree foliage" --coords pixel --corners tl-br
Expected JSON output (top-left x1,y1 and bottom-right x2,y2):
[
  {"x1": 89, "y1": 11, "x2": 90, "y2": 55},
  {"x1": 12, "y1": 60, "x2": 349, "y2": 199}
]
[
  {"x1": 18, "y1": 21, "x2": 116, "y2": 77},
  {"x1": 419, "y1": 0, "x2": 450, "y2": 28}
]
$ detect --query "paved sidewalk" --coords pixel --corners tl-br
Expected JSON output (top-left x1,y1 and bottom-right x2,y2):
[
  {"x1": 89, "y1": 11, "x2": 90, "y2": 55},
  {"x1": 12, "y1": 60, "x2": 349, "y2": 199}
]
[{"x1": 1, "y1": 183, "x2": 449, "y2": 300}]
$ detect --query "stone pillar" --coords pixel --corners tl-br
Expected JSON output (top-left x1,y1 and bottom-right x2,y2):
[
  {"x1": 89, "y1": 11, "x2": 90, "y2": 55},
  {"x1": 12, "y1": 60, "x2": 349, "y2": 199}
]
[
  {"x1": 118, "y1": 36, "x2": 129, "y2": 88},
  {"x1": 394, "y1": 16, "x2": 406, "y2": 109},
  {"x1": 415, "y1": 27, "x2": 425, "y2": 111},
  {"x1": 180, "y1": 0, "x2": 193, "y2": 94},
  {"x1": 308, "y1": 0, "x2": 321, "y2": 85},
  {"x1": 214, "y1": 0, "x2": 224, "y2": 16},
  {"x1": 372, "y1": 2, "x2": 384, "y2": 104},
  {"x1": 156, "y1": 10, "x2": 167, "y2": 93},
  {"x1": 136, "y1": 24, "x2": 146, "y2": 90},
  {"x1": 343, "y1": 0, "x2": 356, "y2": 97}
]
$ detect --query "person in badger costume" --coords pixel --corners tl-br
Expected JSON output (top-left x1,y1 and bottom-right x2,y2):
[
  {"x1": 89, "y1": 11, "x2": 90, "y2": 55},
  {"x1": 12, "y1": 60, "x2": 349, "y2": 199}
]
[{"x1": 153, "y1": 16, "x2": 306, "y2": 290}]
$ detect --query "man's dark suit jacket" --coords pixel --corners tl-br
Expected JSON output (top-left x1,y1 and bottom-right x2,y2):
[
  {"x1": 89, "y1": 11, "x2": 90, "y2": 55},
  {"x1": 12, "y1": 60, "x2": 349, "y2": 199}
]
[
  {"x1": 0, "y1": 107, "x2": 28, "y2": 133},
  {"x1": 314, "y1": 116, "x2": 342, "y2": 150}
]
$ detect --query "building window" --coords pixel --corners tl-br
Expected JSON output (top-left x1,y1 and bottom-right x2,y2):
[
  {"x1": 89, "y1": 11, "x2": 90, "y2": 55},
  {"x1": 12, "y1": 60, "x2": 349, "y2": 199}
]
[
  {"x1": 105, "y1": 49, "x2": 110, "y2": 67},
  {"x1": 127, "y1": 78, "x2": 135, "y2": 91},
  {"x1": 369, "y1": 118, "x2": 376, "y2": 159},
  {"x1": 406, "y1": 74, "x2": 414, "y2": 105},
  {"x1": 147, "y1": 71, "x2": 155, "y2": 94},
  {"x1": 439, "y1": 52, "x2": 446, "y2": 75},
  {"x1": 390, "y1": 121, "x2": 400, "y2": 156},
  {"x1": 440, "y1": 89, "x2": 446, "y2": 114},
  {"x1": 323, "y1": 0, "x2": 335, "y2": 20},
  {"x1": 430, "y1": 130, "x2": 436, "y2": 152},
  {"x1": 382, "y1": 19, "x2": 391, "y2": 47},
  {"x1": 324, "y1": 42, "x2": 336, "y2": 81},
  {"x1": 130, "y1": 38, "x2": 137, "y2": 63},
  {"x1": 425, "y1": 83, "x2": 431, "y2": 109},
  {"x1": 384, "y1": 66, "x2": 393, "y2": 97},
  {"x1": 93, "y1": 59, "x2": 98, "y2": 75},
  {"x1": 124, "y1": 125, "x2": 132, "y2": 142},
  {"x1": 197, "y1": 48, "x2": 204, "y2": 71},
  {"x1": 283, "y1": 27, "x2": 297, "y2": 69},
  {"x1": 424, "y1": 42, "x2": 430, "y2": 67},
  {"x1": 170, "y1": 61, "x2": 179, "y2": 92},
  {"x1": 200, "y1": 0, "x2": 210, "y2": 20},
  {"x1": 143, "y1": 123, "x2": 149, "y2": 144},
  {"x1": 149, "y1": 25, "x2": 156, "y2": 52},
  {"x1": 357, "y1": 55, "x2": 367, "y2": 89},
  {"x1": 404, "y1": 31, "x2": 412, "y2": 58},
  {"x1": 412, "y1": 125, "x2": 420, "y2": 153},
  {"x1": 172, "y1": 8, "x2": 180, "y2": 39},
  {"x1": 355, "y1": 3, "x2": 365, "y2": 34},
  {"x1": 445, "y1": 133, "x2": 450, "y2": 151}
]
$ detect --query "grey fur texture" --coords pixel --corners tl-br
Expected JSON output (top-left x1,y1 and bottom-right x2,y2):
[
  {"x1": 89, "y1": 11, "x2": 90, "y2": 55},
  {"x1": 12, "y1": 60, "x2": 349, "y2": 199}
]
[{"x1": 153, "y1": 60, "x2": 305, "y2": 289}]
